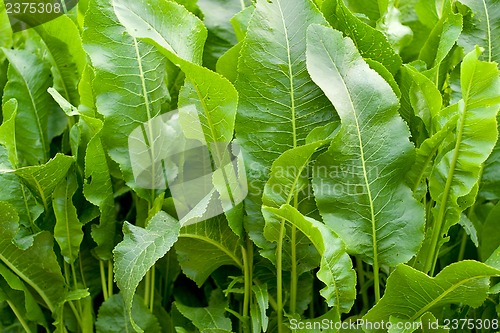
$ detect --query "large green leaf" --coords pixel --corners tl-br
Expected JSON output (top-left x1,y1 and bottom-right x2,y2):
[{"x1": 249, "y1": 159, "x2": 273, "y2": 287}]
[
  {"x1": 1, "y1": 48, "x2": 56, "y2": 166},
  {"x1": 234, "y1": 0, "x2": 336, "y2": 250},
  {"x1": 109, "y1": 0, "x2": 206, "y2": 64},
  {"x1": 82, "y1": 0, "x2": 172, "y2": 201},
  {"x1": 113, "y1": 211, "x2": 180, "y2": 332},
  {"x1": 53, "y1": 170, "x2": 83, "y2": 264},
  {"x1": 95, "y1": 294, "x2": 161, "y2": 333},
  {"x1": 263, "y1": 205, "x2": 356, "y2": 314},
  {"x1": 34, "y1": 15, "x2": 86, "y2": 106},
  {"x1": 0, "y1": 202, "x2": 66, "y2": 312},
  {"x1": 321, "y1": 0, "x2": 402, "y2": 75},
  {"x1": 307, "y1": 25, "x2": 424, "y2": 268},
  {"x1": 423, "y1": 47, "x2": 500, "y2": 273},
  {"x1": 82, "y1": 117, "x2": 116, "y2": 260},
  {"x1": 363, "y1": 261, "x2": 500, "y2": 332},
  {"x1": 457, "y1": 0, "x2": 500, "y2": 63},
  {"x1": 111, "y1": 0, "x2": 242, "y2": 231},
  {"x1": 175, "y1": 216, "x2": 243, "y2": 286}
]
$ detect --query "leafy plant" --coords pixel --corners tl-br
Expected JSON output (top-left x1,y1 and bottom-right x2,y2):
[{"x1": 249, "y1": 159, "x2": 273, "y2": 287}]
[{"x1": 0, "y1": 0, "x2": 499, "y2": 332}]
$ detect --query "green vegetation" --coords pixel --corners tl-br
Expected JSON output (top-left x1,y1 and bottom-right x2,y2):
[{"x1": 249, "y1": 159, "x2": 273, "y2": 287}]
[{"x1": 0, "y1": 0, "x2": 499, "y2": 332}]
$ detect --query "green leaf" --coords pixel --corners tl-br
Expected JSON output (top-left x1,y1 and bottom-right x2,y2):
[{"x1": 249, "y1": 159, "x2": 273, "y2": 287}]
[
  {"x1": 415, "y1": 0, "x2": 440, "y2": 29},
  {"x1": 231, "y1": 5, "x2": 254, "y2": 42},
  {"x1": 81, "y1": 116, "x2": 116, "y2": 260},
  {"x1": 82, "y1": 0, "x2": 172, "y2": 201},
  {"x1": 457, "y1": 0, "x2": 500, "y2": 63},
  {"x1": 175, "y1": 290, "x2": 232, "y2": 333},
  {"x1": 320, "y1": 0, "x2": 402, "y2": 75},
  {"x1": 0, "y1": 98, "x2": 19, "y2": 166},
  {"x1": 198, "y1": 0, "x2": 241, "y2": 69},
  {"x1": 418, "y1": 4, "x2": 462, "y2": 84},
  {"x1": 307, "y1": 24, "x2": 425, "y2": 267},
  {"x1": 53, "y1": 170, "x2": 83, "y2": 264},
  {"x1": 113, "y1": 211, "x2": 180, "y2": 332},
  {"x1": 1, "y1": 48, "x2": 56, "y2": 165},
  {"x1": 34, "y1": 15, "x2": 86, "y2": 106},
  {"x1": 175, "y1": 216, "x2": 243, "y2": 286},
  {"x1": 96, "y1": 294, "x2": 161, "y2": 333},
  {"x1": 406, "y1": 115, "x2": 458, "y2": 201},
  {"x1": 216, "y1": 41, "x2": 242, "y2": 83},
  {"x1": 0, "y1": 1, "x2": 12, "y2": 63},
  {"x1": 263, "y1": 205, "x2": 356, "y2": 314},
  {"x1": 480, "y1": 201, "x2": 500, "y2": 261},
  {"x1": 109, "y1": 0, "x2": 206, "y2": 64},
  {"x1": 479, "y1": 114, "x2": 500, "y2": 200},
  {"x1": 0, "y1": 146, "x2": 41, "y2": 230},
  {"x1": 251, "y1": 283, "x2": 269, "y2": 333},
  {"x1": 0, "y1": 202, "x2": 66, "y2": 313},
  {"x1": 459, "y1": 213, "x2": 478, "y2": 247},
  {"x1": 261, "y1": 140, "x2": 333, "y2": 274},
  {"x1": 486, "y1": 245, "x2": 500, "y2": 270},
  {"x1": 363, "y1": 261, "x2": 500, "y2": 331},
  {"x1": 0, "y1": 263, "x2": 47, "y2": 328},
  {"x1": 405, "y1": 64, "x2": 443, "y2": 134},
  {"x1": 111, "y1": 0, "x2": 242, "y2": 233},
  {"x1": 234, "y1": 0, "x2": 336, "y2": 250},
  {"x1": 424, "y1": 47, "x2": 500, "y2": 273},
  {"x1": 12, "y1": 154, "x2": 74, "y2": 211}
]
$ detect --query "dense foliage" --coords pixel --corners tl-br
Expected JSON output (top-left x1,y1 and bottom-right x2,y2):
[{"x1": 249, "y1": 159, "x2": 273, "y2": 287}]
[{"x1": 0, "y1": 0, "x2": 500, "y2": 332}]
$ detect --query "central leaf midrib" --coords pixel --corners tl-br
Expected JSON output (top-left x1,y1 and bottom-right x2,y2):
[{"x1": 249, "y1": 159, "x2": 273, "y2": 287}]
[
  {"x1": 132, "y1": 36, "x2": 157, "y2": 199},
  {"x1": 11, "y1": 61, "x2": 48, "y2": 161},
  {"x1": 276, "y1": 0, "x2": 297, "y2": 150},
  {"x1": 433, "y1": 61, "x2": 477, "y2": 270},
  {"x1": 321, "y1": 40, "x2": 379, "y2": 269},
  {"x1": 0, "y1": 249, "x2": 55, "y2": 312},
  {"x1": 409, "y1": 274, "x2": 492, "y2": 320},
  {"x1": 481, "y1": 0, "x2": 492, "y2": 62}
]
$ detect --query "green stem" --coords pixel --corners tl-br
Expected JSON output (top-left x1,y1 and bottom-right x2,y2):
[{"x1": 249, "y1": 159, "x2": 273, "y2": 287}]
[
  {"x1": 68, "y1": 300, "x2": 83, "y2": 328},
  {"x1": 457, "y1": 229, "x2": 468, "y2": 262},
  {"x1": 241, "y1": 243, "x2": 251, "y2": 333},
  {"x1": 290, "y1": 224, "x2": 297, "y2": 314},
  {"x1": 373, "y1": 261, "x2": 381, "y2": 302},
  {"x1": 276, "y1": 218, "x2": 286, "y2": 333},
  {"x1": 356, "y1": 257, "x2": 369, "y2": 314},
  {"x1": 108, "y1": 260, "x2": 114, "y2": 297},
  {"x1": 149, "y1": 266, "x2": 156, "y2": 311},
  {"x1": 7, "y1": 300, "x2": 33, "y2": 333},
  {"x1": 70, "y1": 262, "x2": 84, "y2": 319},
  {"x1": 99, "y1": 260, "x2": 109, "y2": 301},
  {"x1": 144, "y1": 270, "x2": 151, "y2": 307}
]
